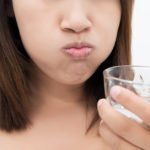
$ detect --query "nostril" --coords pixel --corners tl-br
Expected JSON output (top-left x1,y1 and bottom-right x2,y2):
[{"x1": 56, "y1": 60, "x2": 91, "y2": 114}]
[
  {"x1": 61, "y1": 23, "x2": 91, "y2": 33},
  {"x1": 63, "y1": 27, "x2": 75, "y2": 33},
  {"x1": 60, "y1": 16, "x2": 92, "y2": 33}
]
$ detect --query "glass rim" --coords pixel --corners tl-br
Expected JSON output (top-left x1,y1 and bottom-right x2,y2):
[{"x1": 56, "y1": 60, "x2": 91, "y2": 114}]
[{"x1": 103, "y1": 65, "x2": 150, "y2": 86}]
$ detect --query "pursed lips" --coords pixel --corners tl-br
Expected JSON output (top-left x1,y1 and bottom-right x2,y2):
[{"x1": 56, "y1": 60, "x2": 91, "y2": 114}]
[{"x1": 62, "y1": 42, "x2": 94, "y2": 58}]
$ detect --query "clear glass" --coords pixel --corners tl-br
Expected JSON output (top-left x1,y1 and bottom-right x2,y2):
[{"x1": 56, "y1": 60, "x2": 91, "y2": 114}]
[{"x1": 103, "y1": 65, "x2": 150, "y2": 124}]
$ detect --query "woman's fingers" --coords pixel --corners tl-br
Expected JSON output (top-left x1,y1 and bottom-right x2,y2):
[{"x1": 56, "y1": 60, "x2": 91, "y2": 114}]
[
  {"x1": 99, "y1": 120, "x2": 142, "y2": 150},
  {"x1": 110, "y1": 86, "x2": 150, "y2": 126},
  {"x1": 97, "y1": 99, "x2": 150, "y2": 150}
]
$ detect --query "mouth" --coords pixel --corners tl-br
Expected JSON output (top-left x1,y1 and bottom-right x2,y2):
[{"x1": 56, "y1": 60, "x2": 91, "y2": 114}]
[{"x1": 62, "y1": 42, "x2": 94, "y2": 59}]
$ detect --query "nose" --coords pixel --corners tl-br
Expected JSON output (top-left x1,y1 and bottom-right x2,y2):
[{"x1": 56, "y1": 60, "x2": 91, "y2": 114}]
[{"x1": 60, "y1": 5, "x2": 92, "y2": 33}]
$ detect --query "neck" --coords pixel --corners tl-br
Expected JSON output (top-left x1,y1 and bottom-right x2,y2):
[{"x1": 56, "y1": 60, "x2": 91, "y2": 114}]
[
  {"x1": 27, "y1": 68, "x2": 96, "y2": 134},
  {"x1": 30, "y1": 68, "x2": 88, "y2": 111}
]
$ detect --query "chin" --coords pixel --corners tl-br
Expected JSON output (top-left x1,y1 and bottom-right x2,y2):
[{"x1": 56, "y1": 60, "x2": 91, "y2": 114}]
[{"x1": 59, "y1": 74, "x2": 91, "y2": 86}]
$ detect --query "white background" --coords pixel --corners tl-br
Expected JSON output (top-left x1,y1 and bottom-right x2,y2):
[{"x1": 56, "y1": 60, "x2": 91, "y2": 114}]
[{"x1": 132, "y1": 0, "x2": 150, "y2": 65}]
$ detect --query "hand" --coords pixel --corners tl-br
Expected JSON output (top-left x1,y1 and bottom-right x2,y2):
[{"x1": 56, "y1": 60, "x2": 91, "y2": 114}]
[{"x1": 97, "y1": 86, "x2": 150, "y2": 150}]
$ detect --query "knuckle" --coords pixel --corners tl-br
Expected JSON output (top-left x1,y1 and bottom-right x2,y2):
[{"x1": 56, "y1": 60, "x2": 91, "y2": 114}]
[
  {"x1": 117, "y1": 122, "x2": 132, "y2": 137},
  {"x1": 143, "y1": 106, "x2": 150, "y2": 125},
  {"x1": 111, "y1": 139, "x2": 121, "y2": 150},
  {"x1": 98, "y1": 121, "x2": 104, "y2": 135}
]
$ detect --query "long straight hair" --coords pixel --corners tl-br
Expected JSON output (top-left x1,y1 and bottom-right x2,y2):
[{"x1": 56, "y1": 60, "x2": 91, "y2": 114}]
[{"x1": 0, "y1": 0, "x2": 134, "y2": 132}]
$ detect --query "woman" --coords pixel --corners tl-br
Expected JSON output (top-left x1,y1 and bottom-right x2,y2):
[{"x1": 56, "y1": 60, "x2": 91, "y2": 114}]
[{"x1": 1, "y1": 0, "x2": 148, "y2": 149}]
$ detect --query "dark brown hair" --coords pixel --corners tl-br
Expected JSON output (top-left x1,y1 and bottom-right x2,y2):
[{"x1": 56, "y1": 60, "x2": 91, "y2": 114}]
[{"x1": 0, "y1": 0, "x2": 134, "y2": 133}]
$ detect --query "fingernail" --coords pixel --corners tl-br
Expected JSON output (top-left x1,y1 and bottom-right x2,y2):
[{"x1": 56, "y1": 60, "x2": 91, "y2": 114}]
[
  {"x1": 110, "y1": 86, "x2": 121, "y2": 98},
  {"x1": 98, "y1": 99, "x2": 104, "y2": 108}
]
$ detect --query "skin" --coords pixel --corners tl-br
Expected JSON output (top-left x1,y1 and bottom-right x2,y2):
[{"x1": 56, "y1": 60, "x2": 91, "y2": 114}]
[
  {"x1": 98, "y1": 86, "x2": 150, "y2": 150},
  {"x1": 1, "y1": 0, "x2": 141, "y2": 149}
]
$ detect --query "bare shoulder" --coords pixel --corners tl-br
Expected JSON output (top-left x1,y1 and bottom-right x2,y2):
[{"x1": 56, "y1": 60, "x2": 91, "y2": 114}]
[
  {"x1": 0, "y1": 130, "x2": 20, "y2": 150},
  {"x1": 0, "y1": 124, "x2": 112, "y2": 150}
]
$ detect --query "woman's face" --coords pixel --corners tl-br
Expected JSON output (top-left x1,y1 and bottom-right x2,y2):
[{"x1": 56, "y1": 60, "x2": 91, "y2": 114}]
[{"x1": 12, "y1": 0, "x2": 121, "y2": 85}]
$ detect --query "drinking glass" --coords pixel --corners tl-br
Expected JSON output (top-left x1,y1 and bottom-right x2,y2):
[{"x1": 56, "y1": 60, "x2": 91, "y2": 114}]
[{"x1": 103, "y1": 65, "x2": 150, "y2": 126}]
